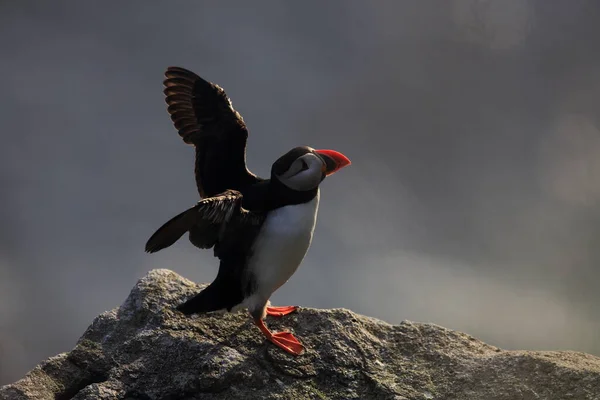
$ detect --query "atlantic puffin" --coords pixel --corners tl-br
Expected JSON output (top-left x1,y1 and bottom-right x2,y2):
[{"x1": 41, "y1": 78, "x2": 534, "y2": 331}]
[{"x1": 145, "y1": 67, "x2": 350, "y2": 355}]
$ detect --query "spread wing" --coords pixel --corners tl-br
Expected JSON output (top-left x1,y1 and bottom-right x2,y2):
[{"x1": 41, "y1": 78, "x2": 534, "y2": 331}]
[
  {"x1": 144, "y1": 190, "x2": 264, "y2": 255},
  {"x1": 163, "y1": 67, "x2": 262, "y2": 198}
]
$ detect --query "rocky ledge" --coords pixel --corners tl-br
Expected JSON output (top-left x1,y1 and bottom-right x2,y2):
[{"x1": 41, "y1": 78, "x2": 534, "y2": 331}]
[{"x1": 2, "y1": 269, "x2": 600, "y2": 399}]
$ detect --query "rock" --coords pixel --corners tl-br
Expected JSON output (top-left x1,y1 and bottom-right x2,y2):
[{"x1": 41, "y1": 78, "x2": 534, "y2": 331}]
[{"x1": 2, "y1": 269, "x2": 600, "y2": 400}]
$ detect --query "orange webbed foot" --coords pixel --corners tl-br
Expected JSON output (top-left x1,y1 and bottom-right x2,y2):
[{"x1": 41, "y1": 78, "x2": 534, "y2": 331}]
[
  {"x1": 266, "y1": 305, "x2": 298, "y2": 317},
  {"x1": 254, "y1": 317, "x2": 305, "y2": 355},
  {"x1": 268, "y1": 331, "x2": 305, "y2": 355}
]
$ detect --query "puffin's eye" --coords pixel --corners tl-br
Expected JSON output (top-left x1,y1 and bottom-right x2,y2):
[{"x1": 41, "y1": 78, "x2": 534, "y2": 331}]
[
  {"x1": 282, "y1": 158, "x2": 310, "y2": 178},
  {"x1": 299, "y1": 159, "x2": 309, "y2": 172}
]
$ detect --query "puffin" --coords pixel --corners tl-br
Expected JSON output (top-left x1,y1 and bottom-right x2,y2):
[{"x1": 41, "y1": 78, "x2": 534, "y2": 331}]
[{"x1": 145, "y1": 67, "x2": 351, "y2": 355}]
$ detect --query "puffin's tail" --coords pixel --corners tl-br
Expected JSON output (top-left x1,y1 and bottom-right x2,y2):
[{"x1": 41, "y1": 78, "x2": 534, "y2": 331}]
[{"x1": 176, "y1": 283, "x2": 230, "y2": 315}]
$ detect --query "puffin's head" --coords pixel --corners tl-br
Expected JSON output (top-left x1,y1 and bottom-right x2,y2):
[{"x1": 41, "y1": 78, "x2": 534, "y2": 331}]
[{"x1": 271, "y1": 146, "x2": 351, "y2": 191}]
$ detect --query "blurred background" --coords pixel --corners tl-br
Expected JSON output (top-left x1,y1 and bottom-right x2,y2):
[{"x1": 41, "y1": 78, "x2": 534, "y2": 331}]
[{"x1": 2, "y1": 0, "x2": 600, "y2": 384}]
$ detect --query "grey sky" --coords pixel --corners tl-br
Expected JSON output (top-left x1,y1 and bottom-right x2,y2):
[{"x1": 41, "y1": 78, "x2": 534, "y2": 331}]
[{"x1": 2, "y1": 0, "x2": 600, "y2": 384}]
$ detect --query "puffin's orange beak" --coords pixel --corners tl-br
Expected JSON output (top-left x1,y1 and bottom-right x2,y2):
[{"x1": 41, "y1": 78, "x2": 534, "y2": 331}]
[{"x1": 314, "y1": 149, "x2": 351, "y2": 176}]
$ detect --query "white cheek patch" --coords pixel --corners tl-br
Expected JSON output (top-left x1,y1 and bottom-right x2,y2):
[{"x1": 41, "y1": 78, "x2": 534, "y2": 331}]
[{"x1": 278, "y1": 153, "x2": 324, "y2": 191}]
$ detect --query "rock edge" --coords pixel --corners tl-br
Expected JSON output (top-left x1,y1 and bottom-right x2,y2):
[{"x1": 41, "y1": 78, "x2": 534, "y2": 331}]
[{"x1": 2, "y1": 269, "x2": 600, "y2": 400}]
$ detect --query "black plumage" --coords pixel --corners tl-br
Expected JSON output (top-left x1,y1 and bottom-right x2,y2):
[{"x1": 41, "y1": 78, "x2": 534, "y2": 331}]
[
  {"x1": 146, "y1": 189, "x2": 265, "y2": 313},
  {"x1": 148, "y1": 68, "x2": 318, "y2": 315}
]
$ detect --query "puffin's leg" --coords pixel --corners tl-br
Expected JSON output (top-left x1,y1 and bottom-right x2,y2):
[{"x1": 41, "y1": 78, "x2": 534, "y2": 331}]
[
  {"x1": 266, "y1": 305, "x2": 298, "y2": 317},
  {"x1": 253, "y1": 317, "x2": 305, "y2": 355}
]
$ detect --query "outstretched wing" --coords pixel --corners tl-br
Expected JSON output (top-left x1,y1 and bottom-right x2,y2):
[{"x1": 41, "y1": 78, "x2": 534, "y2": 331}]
[
  {"x1": 144, "y1": 190, "x2": 264, "y2": 254},
  {"x1": 163, "y1": 67, "x2": 262, "y2": 198}
]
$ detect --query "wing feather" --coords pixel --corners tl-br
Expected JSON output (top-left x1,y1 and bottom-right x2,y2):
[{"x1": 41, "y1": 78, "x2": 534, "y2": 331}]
[
  {"x1": 162, "y1": 67, "x2": 262, "y2": 197},
  {"x1": 145, "y1": 190, "x2": 264, "y2": 254}
]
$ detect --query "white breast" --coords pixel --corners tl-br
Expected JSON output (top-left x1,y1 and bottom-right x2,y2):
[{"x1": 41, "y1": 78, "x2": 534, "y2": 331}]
[{"x1": 242, "y1": 190, "x2": 320, "y2": 312}]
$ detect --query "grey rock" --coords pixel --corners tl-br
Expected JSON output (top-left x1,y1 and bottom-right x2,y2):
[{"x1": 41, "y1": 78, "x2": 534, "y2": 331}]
[{"x1": 2, "y1": 269, "x2": 600, "y2": 400}]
